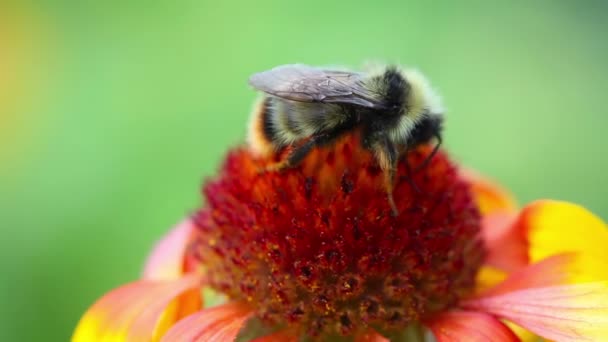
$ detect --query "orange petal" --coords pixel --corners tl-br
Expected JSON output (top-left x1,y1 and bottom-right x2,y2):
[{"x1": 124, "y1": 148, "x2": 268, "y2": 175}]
[
  {"x1": 481, "y1": 212, "x2": 528, "y2": 272},
  {"x1": 460, "y1": 167, "x2": 517, "y2": 216},
  {"x1": 143, "y1": 218, "x2": 198, "y2": 281},
  {"x1": 355, "y1": 329, "x2": 390, "y2": 342},
  {"x1": 516, "y1": 200, "x2": 608, "y2": 281},
  {"x1": 474, "y1": 266, "x2": 508, "y2": 294},
  {"x1": 251, "y1": 330, "x2": 298, "y2": 342},
  {"x1": 160, "y1": 302, "x2": 253, "y2": 342},
  {"x1": 425, "y1": 311, "x2": 519, "y2": 342},
  {"x1": 463, "y1": 282, "x2": 608, "y2": 342},
  {"x1": 504, "y1": 321, "x2": 539, "y2": 342},
  {"x1": 72, "y1": 275, "x2": 203, "y2": 342}
]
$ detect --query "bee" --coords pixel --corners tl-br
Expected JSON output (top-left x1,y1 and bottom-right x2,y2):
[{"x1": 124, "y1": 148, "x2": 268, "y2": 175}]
[{"x1": 247, "y1": 64, "x2": 444, "y2": 215}]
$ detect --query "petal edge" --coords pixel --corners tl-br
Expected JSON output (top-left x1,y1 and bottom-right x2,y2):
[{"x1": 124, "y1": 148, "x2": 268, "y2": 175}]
[
  {"x1": 160, "y1": 302, "x2": 253, "y2": 342},
  {"x1": 425, "y1": 310, "x2": 519, "y2": 342},
  {"x1": 460, "y1": 167, "x2": 517, "y2": 216},
  {"x1": 73, "y1": 275, "x2": 202, "y2": 342},
  {"x1": 143, "y1": 218, "x2": 197, "y2": 281},
  {"x1": 517, "y1": 200, "x2": 608, "y2": 281}
]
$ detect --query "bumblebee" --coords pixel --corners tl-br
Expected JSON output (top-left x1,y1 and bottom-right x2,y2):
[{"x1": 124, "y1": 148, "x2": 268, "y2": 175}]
[{"x1": 247, "y1": 64, "x2": 444, "y2": 215}]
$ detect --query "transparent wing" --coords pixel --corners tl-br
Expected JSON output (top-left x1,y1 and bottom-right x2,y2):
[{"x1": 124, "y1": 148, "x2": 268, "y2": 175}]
[{"x1": 249, "y1": 64, "x2": 385, "y2": 108}]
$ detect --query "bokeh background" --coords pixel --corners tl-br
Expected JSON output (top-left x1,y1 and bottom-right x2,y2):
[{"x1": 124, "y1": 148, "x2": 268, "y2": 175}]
[{"x1": 1, "y1": 1, "x2": 607, "y2": 340}]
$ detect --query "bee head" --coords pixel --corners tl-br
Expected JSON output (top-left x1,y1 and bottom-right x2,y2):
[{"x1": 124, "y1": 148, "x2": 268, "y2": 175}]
[{"x1": 382, "y1": 66, "x2": 410, "y2": 116}]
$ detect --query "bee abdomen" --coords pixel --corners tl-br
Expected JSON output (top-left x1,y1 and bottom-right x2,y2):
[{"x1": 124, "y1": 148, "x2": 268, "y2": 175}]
[
  {"x1": 261, "y1": 97, "x2": 277, "y2": 143},
  {"x1": 247, "y1": 97, "x2": 277, "y2": 156}
]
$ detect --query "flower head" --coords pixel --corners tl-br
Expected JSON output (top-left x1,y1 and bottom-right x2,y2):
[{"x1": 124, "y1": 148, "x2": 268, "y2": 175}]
[
  {"x1": 194, "y1": 135, "x2": 483, "y2": 337},
  {"x1": 73, "y1": 132, "x2": 608, "y2": 341}
]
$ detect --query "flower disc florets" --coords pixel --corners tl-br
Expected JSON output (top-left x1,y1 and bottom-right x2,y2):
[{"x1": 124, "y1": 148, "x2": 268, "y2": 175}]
[{"x1": 191, "y1": 134, "x2": 484, "y2": 338}]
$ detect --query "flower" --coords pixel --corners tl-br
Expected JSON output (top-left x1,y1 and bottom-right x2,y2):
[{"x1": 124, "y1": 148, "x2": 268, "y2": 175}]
[{"x1": 73, "y1": 133, "x2": 608, "y2": 341}]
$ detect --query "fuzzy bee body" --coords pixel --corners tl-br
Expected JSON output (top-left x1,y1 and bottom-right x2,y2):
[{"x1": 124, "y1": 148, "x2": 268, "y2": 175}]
[{"x1": 247, "y1": 64, "x2": 444, "y2": 215}]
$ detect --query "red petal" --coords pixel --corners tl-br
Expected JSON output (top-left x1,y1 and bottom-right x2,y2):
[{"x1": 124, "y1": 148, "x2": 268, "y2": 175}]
[
  {"x1": 72, "y1": 275, "x2": 202, "y2": 342},
  {"x1": 143, "y1": 218, "x2": 198, "y2": 281},
  {"x1": 160, "y1": 302, "x2": 253, "y2": 342},
  {"x1": 481, "y1": 212, "x2": 528, "y2": 272},
  {"x1": 355, "y1": 329, "x2": 390, "y2": 342},
  {"x1": 463, "y1": 282, "x2": 608, "y2": 341},
  {"x1": 425, "y1": 311, "x2": 519, "y2": 342}
]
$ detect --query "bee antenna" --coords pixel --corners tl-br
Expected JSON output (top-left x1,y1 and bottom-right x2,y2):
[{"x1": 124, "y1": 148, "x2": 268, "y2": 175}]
[
  {"x1": 414, "y1": 133, "x2": 442, "y2": 174},
  {"x1": 400, "y1": 133, "x2": 442, "y2": 194}
]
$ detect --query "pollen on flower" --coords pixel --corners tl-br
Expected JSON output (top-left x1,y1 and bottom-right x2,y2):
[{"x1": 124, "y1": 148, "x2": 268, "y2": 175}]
[{"x1": 191, "y1": 133, "x2": 484, "y2": 338}]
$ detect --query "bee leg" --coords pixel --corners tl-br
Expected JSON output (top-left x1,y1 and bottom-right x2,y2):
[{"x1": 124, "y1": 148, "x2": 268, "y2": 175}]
[
  {"x1": 372, "y1": 137, "x2": 399, "y2": 216},
  {"x1": 414, "y1": 133, "x2": 442, "y2": 173},
  {"x1": 403, "y1": 154, "x2": 421, "y2": 193},
  {"x1": 264, "y1": 133, "x2": 331, "y2": 172},
  {"x1": 385, "y1": 168, "x2": 399, "y2": 217}
]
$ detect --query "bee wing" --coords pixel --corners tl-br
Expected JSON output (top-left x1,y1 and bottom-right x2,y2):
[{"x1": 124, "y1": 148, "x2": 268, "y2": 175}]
[{"x1": 249, "y1": 64, "x2": 385, "y2": 109}]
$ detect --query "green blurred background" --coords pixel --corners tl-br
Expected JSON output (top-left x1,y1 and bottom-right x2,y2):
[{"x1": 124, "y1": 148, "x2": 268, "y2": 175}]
[{"x1": 1, "y1": 1, "x2": 607, "y2": 340}]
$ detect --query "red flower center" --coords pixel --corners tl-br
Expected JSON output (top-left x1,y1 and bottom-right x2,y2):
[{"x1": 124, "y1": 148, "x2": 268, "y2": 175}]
[{"x1": 191, "y1": 133, "x2": 484, "y2": 338}]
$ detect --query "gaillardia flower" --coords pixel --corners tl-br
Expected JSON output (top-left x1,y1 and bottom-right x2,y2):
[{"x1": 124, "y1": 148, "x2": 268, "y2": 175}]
[{"x1": 73, "y1": 134, "x2": 608, "y2": 341}]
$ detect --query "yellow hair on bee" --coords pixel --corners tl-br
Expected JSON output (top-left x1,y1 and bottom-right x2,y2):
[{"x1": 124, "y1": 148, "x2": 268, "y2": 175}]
[
  {"x1": 390, "y1": 69, "x2": 443, "y2": 143},
  {"x1": 247, "y1": 97, "x2": 274, "y2": 157},
  {"x1": 269, "y1": 100, "x2": 304, "y2": 146},
  {"x1": 403, "y1": 69, "x2": 443, "y2": 119}
]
